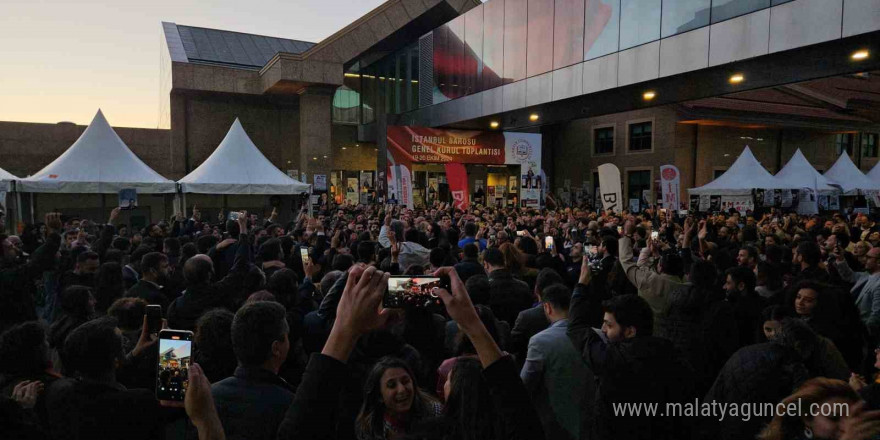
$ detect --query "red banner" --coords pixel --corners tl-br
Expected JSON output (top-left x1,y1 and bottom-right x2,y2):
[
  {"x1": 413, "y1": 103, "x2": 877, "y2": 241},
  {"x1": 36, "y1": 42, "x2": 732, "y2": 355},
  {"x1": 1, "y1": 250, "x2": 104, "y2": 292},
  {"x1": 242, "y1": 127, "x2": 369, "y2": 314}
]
[
  {"x1": 387, "y1": 126, "x2": 506, "y2": 165},
  {"x1": 444, "y1": 163, "x2": 469, "y2": 210}
]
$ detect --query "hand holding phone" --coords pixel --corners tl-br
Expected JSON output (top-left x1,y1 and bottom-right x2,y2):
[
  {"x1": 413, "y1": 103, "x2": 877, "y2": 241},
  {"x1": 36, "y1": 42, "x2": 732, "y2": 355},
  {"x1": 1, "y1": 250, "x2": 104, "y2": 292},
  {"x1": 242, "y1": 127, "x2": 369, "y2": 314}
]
[
  {"x1": 157, "y1": 329, "x2": 194, "y2": 406},
  {"x1": 300, "y1": 248, "x2": 311, "y2": 266},
  {"x1": 545, "y1": 236, "x2": 555, "y2": 251}
]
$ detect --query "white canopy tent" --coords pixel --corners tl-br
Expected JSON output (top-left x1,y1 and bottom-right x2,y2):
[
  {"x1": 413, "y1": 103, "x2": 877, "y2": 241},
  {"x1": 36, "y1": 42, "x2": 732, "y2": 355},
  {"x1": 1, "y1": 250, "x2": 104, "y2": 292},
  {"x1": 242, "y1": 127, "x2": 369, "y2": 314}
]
[
  {"x1": 867, "y1": 160, "x2": 880, "y2": 185},
  {"x1": 824, "y1": 152, "x2": 880, "y2": 193},
  {"x1": 17, "y1": 110, "x2": 176, "y2": 193},
  {"x1": 689, "y1": 146, "x2": 780, "y2": 195},
  {"x1": 0, "y1": 166, "x2": 18, "y2": 192},
  {"x1": 178, "y1": 118, "x2": 310, "y2": 194},
  {"x1": 773, "y1": 149, "x2": 838, "y2": 192}
]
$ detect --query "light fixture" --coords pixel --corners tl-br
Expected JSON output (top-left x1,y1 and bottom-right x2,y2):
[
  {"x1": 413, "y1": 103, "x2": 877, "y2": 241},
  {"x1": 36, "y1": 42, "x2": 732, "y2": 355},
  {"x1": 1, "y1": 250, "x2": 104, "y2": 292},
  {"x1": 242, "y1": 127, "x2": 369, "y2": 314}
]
[
  {"x1": 643, "y1": 91, "x2": 656, "y2": 101},
  {"x1": 342, "y1": 147, "x2": 347, "y2": 150},
  {"x1": 529, "y1": 114, "x2": 539, "y2": 122},
  {"x1": 312, "y1": 157, "x2": 317, "y2": 160},
  {"x1": 323, "y1": 155, "x2": 328, "y2": 159},
  {"x1": 490, "y1": 121, "x2": 500, "y2": 129},
  {"x1": 729, "y1": 74, "x2": 744, "y2": 84},
  {"x1": 852, "y1": 50, "x2": 870, "y2": 61}
]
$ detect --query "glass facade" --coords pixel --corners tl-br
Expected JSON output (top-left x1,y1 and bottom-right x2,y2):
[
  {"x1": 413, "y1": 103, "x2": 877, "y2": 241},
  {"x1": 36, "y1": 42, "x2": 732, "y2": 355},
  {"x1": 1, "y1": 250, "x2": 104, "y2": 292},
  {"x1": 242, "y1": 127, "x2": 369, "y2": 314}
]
[
  {"x1": 620, "y1": 0, "x2": 661, "y2": 50},
  {"x1": 710, "y1": 0, "x2": 769, "y2": 24},
  {"x1": 627, "y1": 170, "x2": 651, "y2": 203},
  {"x1": 358, "y1": 0, "x2": 791, "y2": 116},
  {"x1": 864, "y1": 134, "x2": 879, "y2": 158},
  {"x1": 661, "y1": 0, "x2": 710, "y2": 38},
  {"x1": 836, "y1": 133, "x2": 854, "y2": 156},
  {"x1": 594, "y1": 127, "x2": 614, "y2": 154}
]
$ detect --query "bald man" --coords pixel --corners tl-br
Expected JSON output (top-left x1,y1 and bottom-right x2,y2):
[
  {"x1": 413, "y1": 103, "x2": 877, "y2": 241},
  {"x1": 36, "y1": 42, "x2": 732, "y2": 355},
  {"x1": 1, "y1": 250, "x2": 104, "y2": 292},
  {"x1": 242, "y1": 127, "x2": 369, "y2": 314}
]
[
  {"x1": 167, "y1": 213, "x2": 254, "y2": 331},
  {"x1": 834, "y1": 245, "x2": 880, "y2": 339}
]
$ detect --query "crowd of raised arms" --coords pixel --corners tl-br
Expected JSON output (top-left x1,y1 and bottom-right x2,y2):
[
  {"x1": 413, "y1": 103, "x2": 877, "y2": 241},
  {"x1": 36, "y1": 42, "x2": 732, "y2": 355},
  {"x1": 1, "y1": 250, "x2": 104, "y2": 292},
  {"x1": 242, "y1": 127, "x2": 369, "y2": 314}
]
[{"x1": 7, "y1": 199, "x2": 880, "y2": 440}]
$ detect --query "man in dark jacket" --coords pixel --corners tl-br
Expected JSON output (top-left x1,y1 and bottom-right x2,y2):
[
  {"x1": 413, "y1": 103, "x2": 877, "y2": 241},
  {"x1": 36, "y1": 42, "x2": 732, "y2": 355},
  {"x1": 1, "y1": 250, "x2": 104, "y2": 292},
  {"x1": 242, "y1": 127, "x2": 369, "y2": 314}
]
[
  {"x1": 567, "y1": 261, "x2": 694, "y2": 440},
  {"x1": 44, "y1": 316, "x2": 162, "y2": 440},
  {"x1": 792, "y1": 240, "x2": 830, "y2": 284},
  {"x1": 484, "y1": 247, "x2": 532, "y2": 325},
  {"x1": 167, "y1": 213, "x2": 253, "y2": 331},
  {"x1": 510, "y1": 268, "x2": 565, "y2": 364},
  {"x1": 212, "y1": 301, "x2": 294, "y2": 440},
  {"x1": 453, "y1": 243, "x2": 485, "y2": 282},
  {"x1": 125, "y1": 252, "x2": 171, "y2": 312},
  {"x1": 701, "y1": 318, "x2": 813, "y2": 440}
]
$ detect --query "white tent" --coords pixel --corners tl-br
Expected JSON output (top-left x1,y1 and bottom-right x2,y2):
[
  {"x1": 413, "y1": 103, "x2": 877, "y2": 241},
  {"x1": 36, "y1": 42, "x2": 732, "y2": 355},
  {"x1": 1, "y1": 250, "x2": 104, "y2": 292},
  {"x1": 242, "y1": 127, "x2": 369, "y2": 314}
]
[
  {"x1": 773, "y1": 149, "x2": 838, "y2": 192},
  {"x1": 0, "y1": 166, "x2": 18, "y2": 192},
  {"x1": 689, "y1": 146, "x2": 780, "y2": 195},
  {"x1": 868, "y1": 160, "x2": 880, "y2": 185},
  {"x1": 17, "y1": 110, "x2": 176, "y2": 193},
  {"x1": 824, "y1": 152, "x2": 880, "y2": 193},
  {"x1": 179, "y1": 118, "x2": 310, "y2": 194}
]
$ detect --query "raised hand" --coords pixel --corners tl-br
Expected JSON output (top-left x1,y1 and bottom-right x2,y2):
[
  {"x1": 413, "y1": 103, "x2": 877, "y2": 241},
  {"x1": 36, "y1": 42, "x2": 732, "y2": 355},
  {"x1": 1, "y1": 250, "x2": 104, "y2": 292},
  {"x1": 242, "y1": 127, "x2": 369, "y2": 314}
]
[
  {"x1": 11, "y1": 380, "x2": 44, "y2": 409},
  {"x1": 45, "y1": 212, "x2": 63, "y2": 234}
]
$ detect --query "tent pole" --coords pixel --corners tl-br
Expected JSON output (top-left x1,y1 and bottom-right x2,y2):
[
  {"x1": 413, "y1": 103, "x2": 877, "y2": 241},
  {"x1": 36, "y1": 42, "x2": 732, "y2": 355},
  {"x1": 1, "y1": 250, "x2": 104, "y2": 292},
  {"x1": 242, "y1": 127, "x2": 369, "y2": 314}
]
[
  {"x1": 16, "y1": 190, "x2": 23, "y2": 233},
  {"x1": 308, "y1": 186, "x2": 313, "y2": 219},
  {"x1": 182, "y1": 193, "x2": 188, "y2": 217},
  {"x1": 101, "y1": 194, "x2": 106, "y2": 220},
  {"x1": 30, "y1": 193, "x2": 34, "y2": 224}
]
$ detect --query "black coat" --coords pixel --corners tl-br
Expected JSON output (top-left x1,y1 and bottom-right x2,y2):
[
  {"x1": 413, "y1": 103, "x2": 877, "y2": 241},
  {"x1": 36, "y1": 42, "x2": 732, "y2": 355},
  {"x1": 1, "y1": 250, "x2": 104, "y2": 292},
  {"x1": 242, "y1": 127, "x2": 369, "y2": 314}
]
[
  {"x1": 44, "y1": 377, "x2": 163, "y2": 440},
  {"x1": 568, "y1": 283, "x2": 695, "y2": 440},
  {"x1": 702, "y1": 343, "x2": 809, "y2": 440},
  {"x1": 211, "y1": 366, "x2": 295, "y2": 440},
  {"x1": 167, "y1": 234, "x2": 252, "y2": 331},
  {"x1": 453, "y1": 258, "x2": 486, "y2": 283},
  {"x1": 125, "y1": 280, "x2": 170, "y2": 313},
  {"x1": 509, "y1": 305, "x2": 549, "y2": 364},
  {"x1": 487, "y1": 269, "x2": 533, "y2": 325},
  {"x1": 655, "y1": 284, "x2": 739, "y2": 396}
]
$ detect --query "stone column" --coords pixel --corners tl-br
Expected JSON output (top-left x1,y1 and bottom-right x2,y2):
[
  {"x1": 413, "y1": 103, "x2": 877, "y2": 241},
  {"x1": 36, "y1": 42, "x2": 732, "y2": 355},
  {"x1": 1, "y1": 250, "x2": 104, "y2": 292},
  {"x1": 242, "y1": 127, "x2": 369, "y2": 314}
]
[{"x1": 299, "y1": 86, "x2": 336, "y2": 188}]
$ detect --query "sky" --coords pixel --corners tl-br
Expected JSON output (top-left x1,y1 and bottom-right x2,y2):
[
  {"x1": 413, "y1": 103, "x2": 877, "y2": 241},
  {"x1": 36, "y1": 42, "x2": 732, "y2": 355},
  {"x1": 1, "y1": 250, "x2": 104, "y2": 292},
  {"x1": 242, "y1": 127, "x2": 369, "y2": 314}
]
[{"x1": 0, "y1": 0, "x2": 387, "y2": 129}]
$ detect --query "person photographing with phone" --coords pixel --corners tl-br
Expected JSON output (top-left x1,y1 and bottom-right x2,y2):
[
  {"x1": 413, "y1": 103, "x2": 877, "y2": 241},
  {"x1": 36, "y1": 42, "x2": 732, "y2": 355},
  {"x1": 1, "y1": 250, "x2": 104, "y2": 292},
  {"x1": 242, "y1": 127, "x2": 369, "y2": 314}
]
[{"x1": 832, "y1": 243, "x2": 880, "y2": 342}]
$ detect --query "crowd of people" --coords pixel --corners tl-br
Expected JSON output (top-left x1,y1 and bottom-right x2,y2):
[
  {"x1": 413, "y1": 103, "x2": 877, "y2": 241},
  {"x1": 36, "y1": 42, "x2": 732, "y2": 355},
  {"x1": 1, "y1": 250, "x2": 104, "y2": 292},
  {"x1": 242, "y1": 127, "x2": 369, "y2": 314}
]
[{"x1": 4, "y1": 199, "x2": 880, "y2": 439}]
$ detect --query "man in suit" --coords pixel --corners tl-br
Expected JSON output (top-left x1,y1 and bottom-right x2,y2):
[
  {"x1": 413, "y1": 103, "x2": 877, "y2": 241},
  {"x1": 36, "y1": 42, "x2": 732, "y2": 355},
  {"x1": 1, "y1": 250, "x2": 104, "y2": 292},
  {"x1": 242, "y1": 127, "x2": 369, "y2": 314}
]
[
  {"x1": 510, "y1": 268, "x2": 565, "y2": 364},
  {"x1": 521, "y1": 283, "x2": 592, "y2": 440},
  {"x1": 833, "y1": 245, "x2": 880, "y2": 341},
  {"x1": 125, "y1": 252, "x2": 171, "y2": 312},
  {"x1": 483, "y1": 247, "x2": 532, "y2": 325}
]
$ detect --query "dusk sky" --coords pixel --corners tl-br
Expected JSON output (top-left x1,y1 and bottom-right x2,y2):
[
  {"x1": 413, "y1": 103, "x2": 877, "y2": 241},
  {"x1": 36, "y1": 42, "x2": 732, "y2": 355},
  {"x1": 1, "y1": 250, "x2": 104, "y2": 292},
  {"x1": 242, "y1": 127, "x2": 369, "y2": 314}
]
[{"x1": 1, "y1": 0, "x2": 387, "y2": 129}]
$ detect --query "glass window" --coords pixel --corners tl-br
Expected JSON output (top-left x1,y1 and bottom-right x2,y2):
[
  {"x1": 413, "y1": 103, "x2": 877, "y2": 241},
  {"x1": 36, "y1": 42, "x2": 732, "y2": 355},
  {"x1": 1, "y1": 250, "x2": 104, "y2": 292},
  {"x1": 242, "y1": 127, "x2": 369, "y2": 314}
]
[
  {"x1": 527, "y1": 0, "x2": 554, "y2": 78},
  {"x1": 864, "y1": 133, "x2": 879, "y2": 158},
  {"x1": 409, "y1": 46, "x2": 419, "y2": 111},
  {"x1": 628, "y1": 122, "x2": 653, "y2": 151},
  {"x1": 836, "y1": 133, "x2": 854, "y2": 156},
  {"x1": 448, "y1": 16, "x2": 465, "y2": 100},
  {"x1": 433, "y1": 24, "x2": 450, "y2": 104},
  {"x1": 396, "y1": 51, "x2": 406, "y2": 113},
  {"x1": 592, "y1": 171, "x2": 600, "y2": 202},
  {"x1": 714, "y1": 169, "x2": 726, "y2": 179},
  {"x1": 332, "y1": 70, "x2": 361, "y2": 124},
  {"x1": 661, "y1": 0, "x2": 711, "y2": 38},
  {"x1": 594, "y1": 127, "x2": 614, "y2": 155},
  {"x1": 504, "y1": 0, "x2": 528, "y2": 84},
  {"x1": 584, "y1": 0, "x2": 620, "y2": 61},
  {"x1": 554, "y1": 0, "x2": 585, "y2": 69},
  {"x1": 361, "y1": 66, "x2": 376, "y2": 124},
  {"x1": 620, "y1": 0, "x2": 660, "y2": 50},
  {"x1": 627, "y1": 170, "x2": 651, "y2": 205},
  {"x1": 464, "y1": 5, "x2": 484, "y2": 95},
  {"x1": 482, "y1": 0, "x2": 505, "y2": 91},
  {"x1": 711, "y1": 0, "x2": 769, "y2": 24}
]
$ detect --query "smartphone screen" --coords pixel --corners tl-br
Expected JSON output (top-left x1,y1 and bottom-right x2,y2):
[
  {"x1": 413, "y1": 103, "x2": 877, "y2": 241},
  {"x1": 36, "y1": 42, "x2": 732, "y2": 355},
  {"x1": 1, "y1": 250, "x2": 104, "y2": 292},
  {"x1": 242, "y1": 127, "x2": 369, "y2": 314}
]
[
  {"x1": 156, "y1": 330, "x2": 193, "y2": 403},
  {"x1": 516, "y1": 230, "x2": 526, "y2": 237},
  {"x1": 385, "y1": 276, "x2": 443, "y2": 309},
  {"x1": 227, "y1": 212, "x2": 239, "y2": 221},
  {"x1": 651, "y1": 231, "x2": 659, "y2": 240},
  {"x1": 146, "y1": 305, "x2": 162, "y2": 334},
  {"x1": 300, "y1": 248, "x2": 310, "y2": 266},
  {"x1": 545, "y1": 236, "x2": 555, "y2": 250},
  {"x1": 590, "y1": 245, "x2": 599, "y2": 255},
  {"x1": 617, "y1": 226, "x2": 623, "y2": 234}
]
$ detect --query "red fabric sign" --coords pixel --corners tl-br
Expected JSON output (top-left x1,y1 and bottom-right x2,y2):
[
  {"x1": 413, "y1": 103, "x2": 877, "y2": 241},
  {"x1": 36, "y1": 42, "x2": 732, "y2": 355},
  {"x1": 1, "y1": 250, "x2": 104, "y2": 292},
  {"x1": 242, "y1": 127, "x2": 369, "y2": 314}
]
[
  {"x1": 444, "y1": 163, "x2": 470, "y2": 210},
  {"x1": 387, "y1": 126, "x2": 506, "y2": 165}
]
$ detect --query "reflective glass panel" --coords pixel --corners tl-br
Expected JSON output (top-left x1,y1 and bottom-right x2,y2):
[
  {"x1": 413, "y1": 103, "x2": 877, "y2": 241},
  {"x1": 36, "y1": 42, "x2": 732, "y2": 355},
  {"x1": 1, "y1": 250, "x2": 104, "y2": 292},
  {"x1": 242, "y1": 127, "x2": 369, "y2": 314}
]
[
  {"x1": 448, "y1": 16, "x2": 465, "y2": 99},
  {"x1": 661, "y1": 0, "x2": 710, "y2": 38},
  {"x1": 482, "y1": 0, "x2": 505, "y2": 91},
  {"x1": 503, "y1": 0, "x2": 528, "y2": 83},
  {"x1": 620, "y1": 0, "x2": 660, "y2": 50},
  {"x1": 527, "y1": 0, "x2": 554, "y2": 77},
  {"x1": 464, "y1": 5, "x2": 484, "y2": 95},
  {"x1": 433, "y1": 24, "x2": 450, "y2": 104},
  {"x1": 711, "y1": 0, "x2": 769, "y2": 23},
  {"x1": 554, "y1": 0, "x2": 585, "y2": 69},
  {"x1": 584, "y1": 0, "x2": 620, "y2": 61}
]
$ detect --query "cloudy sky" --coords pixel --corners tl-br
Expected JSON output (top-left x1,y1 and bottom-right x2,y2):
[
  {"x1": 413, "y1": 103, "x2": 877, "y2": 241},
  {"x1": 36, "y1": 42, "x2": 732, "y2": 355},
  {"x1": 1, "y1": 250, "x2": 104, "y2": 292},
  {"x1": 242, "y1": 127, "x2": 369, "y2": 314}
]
[{"x1": 1, "y1": 0, "x2": 387, "y2": 128}]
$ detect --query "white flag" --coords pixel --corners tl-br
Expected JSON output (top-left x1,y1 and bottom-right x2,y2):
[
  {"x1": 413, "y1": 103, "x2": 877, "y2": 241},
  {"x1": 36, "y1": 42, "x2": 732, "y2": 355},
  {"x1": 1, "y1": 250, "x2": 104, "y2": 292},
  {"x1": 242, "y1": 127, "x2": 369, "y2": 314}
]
[
  {"x1": 659, "y1": 165, "x2": 681, "y2": 210},
  {"x1": 598, "y1": 163, "x2": 623, "y2": 213}
]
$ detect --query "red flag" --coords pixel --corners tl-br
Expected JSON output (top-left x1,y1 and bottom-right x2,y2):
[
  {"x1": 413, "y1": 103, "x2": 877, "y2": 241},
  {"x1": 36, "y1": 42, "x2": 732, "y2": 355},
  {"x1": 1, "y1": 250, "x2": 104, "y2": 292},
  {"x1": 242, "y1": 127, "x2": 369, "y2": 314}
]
[{"x1": 444, "y1": 163, "x2": 469, "y2": 210}]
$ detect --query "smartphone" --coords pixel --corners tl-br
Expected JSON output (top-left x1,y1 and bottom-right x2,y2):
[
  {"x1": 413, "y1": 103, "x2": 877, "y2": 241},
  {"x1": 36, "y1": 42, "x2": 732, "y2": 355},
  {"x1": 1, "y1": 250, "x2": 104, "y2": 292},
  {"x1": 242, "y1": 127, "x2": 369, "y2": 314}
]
[
  {"x1": 589, "y1": 245, "x2": 599, "y2": 255},
  {"x1": 516, "y1": 230, "x2": 526, "y2": 237},
  {"x1": 227, "y1": 212, "x2": 240, "y2": 221},
  {"x1": 617, "y1": 226, "x2": 623, "y2": 234},
  {"x1": 118, "y1": 188, "x2": 137, "y2": 211},
  {"x1": 651, "y1": 231, "x2": 659, "y2": 240},
  {"x1": 545, "y1": 236, "x2": 555, "y2": 250},
  {"x1": 146, "y1": 304, "x2": 162, "y2": 334},
  {"x1": 300, "y1": 248, "x2": 310, "y2": 266},
  {"x1": 385, "y1": 276, "x2": 446, "y2": 309},
  {"x1": 156, "y1": 329, "x2": 193, "y2": 404}
]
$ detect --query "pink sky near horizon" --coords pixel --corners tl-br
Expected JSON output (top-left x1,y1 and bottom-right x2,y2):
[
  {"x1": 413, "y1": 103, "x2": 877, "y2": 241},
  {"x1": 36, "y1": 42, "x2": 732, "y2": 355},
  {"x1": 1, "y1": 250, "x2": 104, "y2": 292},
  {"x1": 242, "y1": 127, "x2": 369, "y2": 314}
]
[{"x1": 0, "y1": 0, "x2": 387, "y2": 129}]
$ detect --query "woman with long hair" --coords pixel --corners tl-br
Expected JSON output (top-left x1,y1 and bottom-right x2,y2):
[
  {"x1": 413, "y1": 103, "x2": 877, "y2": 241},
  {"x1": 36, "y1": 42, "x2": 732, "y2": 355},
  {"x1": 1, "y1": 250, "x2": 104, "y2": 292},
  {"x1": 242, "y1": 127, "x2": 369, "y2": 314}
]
[
  {"x1": 356, "y1": 357, "x2": 442, "y2": 440},
  {"x1": 758, "y1": 377, "x2": 880, "y2": 440}
]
